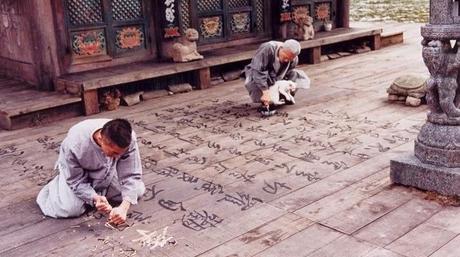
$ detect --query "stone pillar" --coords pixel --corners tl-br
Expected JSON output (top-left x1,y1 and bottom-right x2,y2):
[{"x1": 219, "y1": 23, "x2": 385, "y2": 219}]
[{"x1": 390, "y1": 0, "x2": 460, "y2": 196}]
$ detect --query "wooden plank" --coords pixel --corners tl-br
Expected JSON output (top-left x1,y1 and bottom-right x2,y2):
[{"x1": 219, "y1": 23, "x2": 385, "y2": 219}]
[
  {"x1": 363, "y1": 248, "x2": 405, "y2": 257},
  {"x1": 0, "y1": 80, "x2": 24, "y2": 88},
  {"x1": 253, "y1": 224, "x2": 342, "y2": 257},
  {"x1": 430, "y1": 235, "x2": 460, "y2": 257},
  {"x1": 308, "y1": 46, "x2": 322, "y2": 64},
  {"x1": 270, "y1": 143, "x2": 413, "y2": 213},
  {"x1": 353, "y1": 198, "x2": 442, "y2": 247},
  {"x1": 82, "y1": 89, "x2": 99, "y2": 115},
  {"x1": 381, "y1": 32, "x2": 404, "y2": 48},
  {"x1": 198, "y1": 213, "x2": 313, "y2": 257},
  {"x1": 386, "y1": 223, "x2": 457, "y2": 257},
  {"x1": 0, "y1": 199, "x2": 43, "y2": 238},
  {"x1": 426, "y1": 206, "x2": 460, "y2": 233},
  {"x1": 0, "y1": 114, "x2": 12, "y2": 131},
  {"x1": 370, "y1": 34, "x2": 382, "y2": 50},
  {"x1": 193, "y1": 67, "x2": 211, "y2": 90},
  {"x1": 7, "y1": 102, "x2": 82, "y2": 130},
  {"x1": 319, "y1": 186, "x2": 413, "y2": 235},
  {"x1": 306, "y1": 235, "x2": 376, "y2": 257},
  {"x1": 299, "y1": 27, "x2": 382, "y2": 49},
  {"x1": 0, "y1": 84, "x2": 33, "y2": 95},
  {"x1": 2, "y1": 93, "x2": 81, "y2": 116},
  {"x1": 293, "y1": 169, "x2": 392, "y2": 222}
]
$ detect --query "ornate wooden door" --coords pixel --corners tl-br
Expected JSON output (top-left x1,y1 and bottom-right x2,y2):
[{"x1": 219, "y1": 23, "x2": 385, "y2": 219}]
[
  {"x1": 63, "y1": 0, "x2": 151, "y2": 64},
  {"x1": 178, "y1": 0, "x2": 268, "y2": 44}
]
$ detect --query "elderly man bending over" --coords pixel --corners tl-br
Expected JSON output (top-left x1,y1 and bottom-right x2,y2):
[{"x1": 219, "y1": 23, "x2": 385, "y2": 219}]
[
  {"x1": 36, "y1": 118, "x2": 145, "y2": 225},
  {"x1": 243, "y1": 39, "x2": 310, "y2": 115}
]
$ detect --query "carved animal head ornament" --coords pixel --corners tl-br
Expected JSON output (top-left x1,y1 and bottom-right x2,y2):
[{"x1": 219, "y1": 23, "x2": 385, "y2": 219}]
[
  {"x1": 185, "y1": 28, "x2": 199, "y2": 42},
  {"x1": 294, "y1": 16, "x2": 313, "y2": 26}
]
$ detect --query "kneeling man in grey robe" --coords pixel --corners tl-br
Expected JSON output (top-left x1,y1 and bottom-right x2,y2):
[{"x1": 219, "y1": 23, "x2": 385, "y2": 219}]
[
  {"x1": 243, "y1": 39, "x2": 310, "y2": 115},
  {"x1": 37, "y1": 118, "x2": 145, "y2": 225}
]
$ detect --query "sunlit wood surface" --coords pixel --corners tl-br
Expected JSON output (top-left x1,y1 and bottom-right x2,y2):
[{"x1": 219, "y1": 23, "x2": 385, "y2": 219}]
[{"x1": 2, "y1": 23, "x2": 459, "y2": 257}]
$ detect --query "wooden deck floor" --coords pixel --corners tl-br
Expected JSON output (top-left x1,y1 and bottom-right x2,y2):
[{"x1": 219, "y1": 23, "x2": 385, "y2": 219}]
[
  {"x1": 2, "y1": 22, "x2": 460, "y2": 257},
  {"x1": 0, "y1": 77, "x2": 82, "y2": 130}
]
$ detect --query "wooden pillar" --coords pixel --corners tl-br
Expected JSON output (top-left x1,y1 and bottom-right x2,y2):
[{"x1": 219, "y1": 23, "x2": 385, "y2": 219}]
[
  {"x1": 370, "y1": 34, "x2": 381, "y2": 50},
  {"x1": 30, "y1": 0, "x2": 61, "y2": 91},
  {"x1": 307, "y1": 47, "x2": 322, "y2": 64},
  {"x1": 193, "y1": 67, "x2": 211, "y2": 89},
  {"x1": 82, "y1": 89, "x2": 100, "y2": 115},
  {"x1": 338, "y1": 0, "x2": 350, "y2": 28}
]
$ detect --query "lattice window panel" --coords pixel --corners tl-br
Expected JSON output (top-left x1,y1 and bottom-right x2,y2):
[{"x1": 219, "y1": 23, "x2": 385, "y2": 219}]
[
  {"x1": 231, "y1": 12, "x2": 250, "y2": 33},
  {"x1": 255, "y1": 0, "x2": 264, "y2": 32},
  {"x1": 197, "y1": 0, "x2": 222, "y2": 13},
  {"x1": 67, "y1": 0, "x2": 104, "y2": 26},
  {"x1": 228, "y1": 0, "x2": 250, "y2": 9},
  {"x1": 111, "y1": 0, "x2": 142, "y2": 21},
  {"x1": 179, "y1": 0, "x2": 191, "y2": 32}
]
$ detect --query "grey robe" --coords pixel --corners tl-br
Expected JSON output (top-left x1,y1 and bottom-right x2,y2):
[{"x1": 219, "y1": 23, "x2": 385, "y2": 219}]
[
  {"x1": 36, "y1": 119, "x2": 145, "y2": 218},
  {"x1": 244, "y1": 41, "x2": 310, "y2": 103}
]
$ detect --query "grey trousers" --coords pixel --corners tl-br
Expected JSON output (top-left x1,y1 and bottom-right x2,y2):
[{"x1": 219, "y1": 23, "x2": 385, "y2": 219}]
[
  {"x1": 245, "y1": 78, "x2": 264, "y2": 103},
  {"x1": 37, "y1": 171, "x2": 145, "y2": 218}
]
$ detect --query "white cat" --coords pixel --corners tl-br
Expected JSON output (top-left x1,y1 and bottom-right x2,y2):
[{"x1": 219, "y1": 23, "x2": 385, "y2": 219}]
[{"x1": 269, "y1": 80, "x2": 297, "y2": 105}]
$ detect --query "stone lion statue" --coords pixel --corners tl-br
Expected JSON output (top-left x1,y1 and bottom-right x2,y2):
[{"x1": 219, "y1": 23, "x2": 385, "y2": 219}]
[
  {"x1": 422, "y1": 39, "x2": 460, "y2": 123},
  {"x1": 170, "y1": 28, "x2": 204, "y2": 62},
  {"x1": 294, "y1": 16, "x2": 314, "y2": 41}
]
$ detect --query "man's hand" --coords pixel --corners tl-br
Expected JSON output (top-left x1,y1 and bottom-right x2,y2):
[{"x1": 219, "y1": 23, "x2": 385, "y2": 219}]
[
  {"x1": 260, "y1": 90, "x2": 270, "y2": 106},
  {"x1": 108, "y1": 200, "x2": 131, "y2": 225},
  {"x1": 93, "y1": 195, "x2": 112, "y2": 214}
]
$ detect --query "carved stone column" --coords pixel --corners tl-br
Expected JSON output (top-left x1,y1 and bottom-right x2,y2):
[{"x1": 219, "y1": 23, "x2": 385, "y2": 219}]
[{"x1": 390, "y1": 0, "x2": 460, "y2": 196}]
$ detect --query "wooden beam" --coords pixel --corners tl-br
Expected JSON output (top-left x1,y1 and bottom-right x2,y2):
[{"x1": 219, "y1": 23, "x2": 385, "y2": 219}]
[
  {"x1": 55, "y1": 27, "x2": 382, "y2": 95},
  {"x1": 193, "y1": 67, "x2": 211, "y2": 90},
  {"x1": 370, "y1": 34, "x2": 382, "y2": 50},
  {"x1": 381, "y1": 32, "x2": 404, "y2": 48},
  {"x1": 0, "y1": 114, "x2": 12, "y2": 130},
  {"x1": 307, "y1": 47, "x2": 322, "y2": 64},
  {"x1": 29, "y1": 0, "x2": 60, "y2": 91},
  {"x1": 82, "y1": 89, "x2": 100, "y2": 115},
  {"x1": 339, "y1": 0, "x2": 350, "y2": 28}
]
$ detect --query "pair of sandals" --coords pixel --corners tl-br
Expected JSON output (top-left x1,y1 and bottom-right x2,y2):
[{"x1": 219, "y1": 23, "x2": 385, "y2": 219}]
[
  {"x1": 258, "y1": 105, "x2": 277, "y2": 117},
  {"x1": 258, "y1": 95, "x2": 295, "y2": 117}
]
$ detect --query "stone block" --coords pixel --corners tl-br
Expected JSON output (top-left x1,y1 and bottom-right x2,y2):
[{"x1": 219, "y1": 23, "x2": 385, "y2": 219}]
[
  {"x1": 222, "y1": 70, "x2": 241, "y2": 81},
  {"x1": 390, "y1": 154, "x2": 460, "y2": 197},
  {"x1": 121, "y1": 91, "x2": 143, "y2": 106},
  {"x1": 141, "y1": 90, "x2": 170, "y2": 101},
  {"x1": 168, "y1": 83, "x2": 193, "y2": 93}
]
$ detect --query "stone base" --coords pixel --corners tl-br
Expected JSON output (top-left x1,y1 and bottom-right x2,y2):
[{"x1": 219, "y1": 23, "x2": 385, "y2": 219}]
[
  {"x1": 422, "y1": 24, "x2": 460, "y2": 39},
  {"x1": 390, "y1": 154, "x2": 460, "y2": 196},
  {"x1": 415, "y1": 122, "x2": 460, "y2": 168}
]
